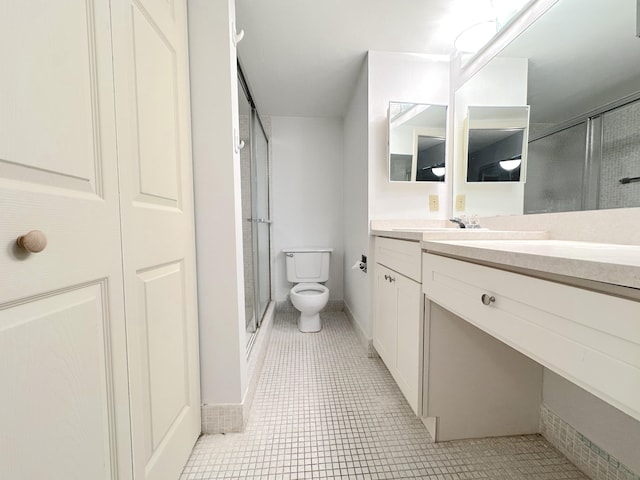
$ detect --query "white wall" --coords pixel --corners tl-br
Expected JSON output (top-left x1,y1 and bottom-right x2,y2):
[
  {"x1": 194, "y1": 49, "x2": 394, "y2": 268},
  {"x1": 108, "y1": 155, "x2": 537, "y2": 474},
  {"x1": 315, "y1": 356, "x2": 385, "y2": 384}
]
[
  {"x1": 368, "y1": 51, "x2": 450, "y2": 220},
  {"x1": 343, "y1": 59, "x2": 370, "y2": 339},
  {"x1": 271, "y1": 116, "x2": 345, "y2": 303},
  {"x1": 188, "y1": 0, "x2": 247, "y2": 406},
  {"x1": 340, "y1": 52, "x2": 452, "y2": 341},
  {"x1": 452, "y1": 57, "x2": 528, "y2": 217}
]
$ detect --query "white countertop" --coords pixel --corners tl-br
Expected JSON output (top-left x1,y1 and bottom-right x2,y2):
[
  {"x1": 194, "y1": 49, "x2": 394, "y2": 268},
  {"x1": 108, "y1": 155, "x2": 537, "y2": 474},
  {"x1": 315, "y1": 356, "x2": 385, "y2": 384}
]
[
  {"x1": 421, "y1": 238, "x2": 640, "y2": 290},
  {"x1": 370, "y1": 227, "x2": 549, "y2": 242},
  {"x1": 370, "y1": 224, "x2": 640, "y2": 290}
]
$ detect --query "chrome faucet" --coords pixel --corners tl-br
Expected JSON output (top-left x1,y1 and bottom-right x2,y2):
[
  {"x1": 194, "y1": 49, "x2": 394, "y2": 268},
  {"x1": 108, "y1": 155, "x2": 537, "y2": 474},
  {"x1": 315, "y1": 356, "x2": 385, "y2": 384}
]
[
  {"x1": 450, "y1": 215, "x2": 482, "y2": 229},
  {"x1": 449, "y1": 217, "x2": 466, "y2": 228}
]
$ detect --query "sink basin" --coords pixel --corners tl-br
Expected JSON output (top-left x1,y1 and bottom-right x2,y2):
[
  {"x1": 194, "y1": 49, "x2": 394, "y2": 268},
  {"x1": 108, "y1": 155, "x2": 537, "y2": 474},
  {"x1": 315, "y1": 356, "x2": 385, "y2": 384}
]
[
  {"x1": 390, "y1": 227, "x2": 453, "y2": 232},
  {"x1": 391, "y1": 227, "x2": 489, "y2": 232}
]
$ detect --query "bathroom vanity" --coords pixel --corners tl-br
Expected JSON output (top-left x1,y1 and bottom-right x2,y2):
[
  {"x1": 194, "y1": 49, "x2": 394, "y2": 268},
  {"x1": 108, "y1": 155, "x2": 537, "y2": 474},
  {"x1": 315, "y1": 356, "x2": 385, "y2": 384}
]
[
  {"x1": 373, "y1": 237, "x2": 423, "y2": 414},
  {"x1": 371, "y1": 225, "x2": 640, "y2": 444}
]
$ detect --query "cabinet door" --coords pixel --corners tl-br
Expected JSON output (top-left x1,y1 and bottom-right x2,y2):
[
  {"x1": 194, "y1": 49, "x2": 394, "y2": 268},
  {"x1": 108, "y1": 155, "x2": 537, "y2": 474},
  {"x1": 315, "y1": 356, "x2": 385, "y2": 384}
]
[
  {"x1": 110, "y1": 0, "x2": 201, "y2": 479},
  {"x1": 0, "y1": 2, "x2": 132, "y2": 479},
  {"x1": 374, "y1": 265, "x2": 397, "y2": 370},
  {"x1": 395, "y1": 274, "x2": 422, "y2": 413},
  {"x1": 374, "y1": 264, "x2": 422, "y2": 414}
]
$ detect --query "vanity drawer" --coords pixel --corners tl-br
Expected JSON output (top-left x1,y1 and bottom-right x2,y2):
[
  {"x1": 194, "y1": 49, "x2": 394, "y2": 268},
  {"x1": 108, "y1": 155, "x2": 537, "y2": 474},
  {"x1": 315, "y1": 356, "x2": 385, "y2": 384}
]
[
  {"x1": 422, "y1": 252, "x2": 640, "y2": 422},
  {"x1": 375, "y1": 237, "x2": 421, "y2": 282}
]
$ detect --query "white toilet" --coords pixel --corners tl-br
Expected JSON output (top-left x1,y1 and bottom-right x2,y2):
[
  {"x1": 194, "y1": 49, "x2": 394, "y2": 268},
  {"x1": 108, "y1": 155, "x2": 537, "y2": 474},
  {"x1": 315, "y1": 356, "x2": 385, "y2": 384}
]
[{"x1": 283, "y1": 247, "x2": 332, "y2": 332}]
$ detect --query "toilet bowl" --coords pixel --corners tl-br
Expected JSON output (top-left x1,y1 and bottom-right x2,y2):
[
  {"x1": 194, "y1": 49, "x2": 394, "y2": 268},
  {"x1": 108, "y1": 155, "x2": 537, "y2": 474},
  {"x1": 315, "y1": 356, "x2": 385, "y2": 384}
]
[
  {"x1": 289, "y1": 282, "x2": 329, "y2": 332},
  {"x1": 283, "y1": 247, "x2": 332, "y2": 333}
]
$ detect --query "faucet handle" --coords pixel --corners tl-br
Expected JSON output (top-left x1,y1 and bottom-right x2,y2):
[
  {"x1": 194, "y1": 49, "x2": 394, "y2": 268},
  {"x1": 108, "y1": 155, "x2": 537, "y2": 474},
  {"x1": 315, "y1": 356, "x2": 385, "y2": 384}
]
[
  {"x1": 449, "y1": 217, "x2": 466, "y2": 228},
  {"x1": 467, "y1": 214, "x2": 482, "y2": 229}
]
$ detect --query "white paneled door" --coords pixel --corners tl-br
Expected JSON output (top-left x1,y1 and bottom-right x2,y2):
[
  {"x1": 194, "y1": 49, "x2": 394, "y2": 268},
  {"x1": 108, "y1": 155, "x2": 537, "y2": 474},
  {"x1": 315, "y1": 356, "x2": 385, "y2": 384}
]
[
  {"x1": 0, "y1": 2, "x2": 132, "y2": 479},
  {"x1": 110, "y1": 1, "x2": 201, "y2": 480},
  {"x1": 1, "y1": 1, "x2": 200, "y2": 479}
]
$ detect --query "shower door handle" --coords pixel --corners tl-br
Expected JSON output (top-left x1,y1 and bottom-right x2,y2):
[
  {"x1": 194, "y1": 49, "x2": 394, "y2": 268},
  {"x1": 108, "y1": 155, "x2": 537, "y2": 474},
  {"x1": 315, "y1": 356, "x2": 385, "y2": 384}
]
[{"x1": 256, "y1": 218, "x2": 272, "y2": 224}]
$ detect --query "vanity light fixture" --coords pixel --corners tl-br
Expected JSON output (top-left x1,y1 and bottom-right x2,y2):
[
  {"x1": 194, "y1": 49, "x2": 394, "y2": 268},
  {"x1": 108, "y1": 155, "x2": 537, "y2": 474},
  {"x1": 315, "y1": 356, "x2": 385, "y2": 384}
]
[
  {"x1": 431, "y1": 166, "x2": 446, "y2": 177},
  {"x1": 422, "y1": 164, "x2": 446, "y2": 177},
  {"x1": 491, "y1": 0, "x2": 530, "y2": 29},
  {"x1": 498, "y1": 155, "x2": 522, "y2": 171}
]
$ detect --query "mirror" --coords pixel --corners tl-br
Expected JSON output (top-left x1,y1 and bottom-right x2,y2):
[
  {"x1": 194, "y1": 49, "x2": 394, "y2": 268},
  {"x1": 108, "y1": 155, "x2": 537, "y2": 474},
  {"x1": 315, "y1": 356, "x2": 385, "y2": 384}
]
[
  {"x1": 465, "y1": 106, "x2": 529, "y2": 183},
  {"x1": 388, "y1": 102, "x2": 447, "y2": 182},
  {"x1": 453, "y1": 0, "x2": 640, "y2": 215}
]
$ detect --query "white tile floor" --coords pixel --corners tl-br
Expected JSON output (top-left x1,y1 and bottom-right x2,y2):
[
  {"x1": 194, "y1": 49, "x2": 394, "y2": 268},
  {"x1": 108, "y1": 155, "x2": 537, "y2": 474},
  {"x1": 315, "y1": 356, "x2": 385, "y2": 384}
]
[{"x1": 181, "y1": 311, "x2": 588, "y2": 479}]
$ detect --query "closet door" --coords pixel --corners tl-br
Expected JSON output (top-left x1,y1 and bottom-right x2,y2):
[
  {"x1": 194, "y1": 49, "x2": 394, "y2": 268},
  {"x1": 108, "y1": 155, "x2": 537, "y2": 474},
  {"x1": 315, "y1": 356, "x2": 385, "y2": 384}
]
[
  {"x1": 0, "y1": 2, "x2": 132, "y2": 480},
  {"x1": 110, "y1": 1, "x2": 201, "y2": 479}
]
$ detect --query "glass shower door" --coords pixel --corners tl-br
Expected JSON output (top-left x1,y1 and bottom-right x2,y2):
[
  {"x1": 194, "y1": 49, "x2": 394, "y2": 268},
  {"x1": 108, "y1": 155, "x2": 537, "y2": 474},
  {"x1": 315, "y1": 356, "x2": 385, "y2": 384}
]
[
  {"x1": 253, "y1": 114, "x2": 271, "y2": 328},
  {"x1": 238, "y1": 79, "x2": 256, "y2": 340},
  {"x1": 238, "y1": 68, "x2": 271, "y2": 348}
]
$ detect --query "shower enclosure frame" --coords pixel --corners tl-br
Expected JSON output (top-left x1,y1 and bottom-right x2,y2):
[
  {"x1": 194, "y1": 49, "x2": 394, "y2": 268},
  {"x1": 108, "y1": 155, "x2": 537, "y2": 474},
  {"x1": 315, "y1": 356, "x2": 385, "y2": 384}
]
[{"x1": 238, "y1": 62, "x2": 272, "y2": 350}]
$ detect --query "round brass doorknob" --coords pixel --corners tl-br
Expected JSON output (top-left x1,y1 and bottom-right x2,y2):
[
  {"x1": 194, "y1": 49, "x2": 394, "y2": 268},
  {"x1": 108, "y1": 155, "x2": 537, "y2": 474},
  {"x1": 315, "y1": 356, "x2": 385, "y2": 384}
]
[{"x1": 16, "y1": 230, "x2": 47, "y2": 253}]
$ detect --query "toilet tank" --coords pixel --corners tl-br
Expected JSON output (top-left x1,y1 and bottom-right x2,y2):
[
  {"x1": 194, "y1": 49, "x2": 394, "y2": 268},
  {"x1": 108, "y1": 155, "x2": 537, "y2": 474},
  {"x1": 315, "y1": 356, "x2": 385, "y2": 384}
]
[{"x1": 283, "y1": 247, "x2": 333, "y2": 283}]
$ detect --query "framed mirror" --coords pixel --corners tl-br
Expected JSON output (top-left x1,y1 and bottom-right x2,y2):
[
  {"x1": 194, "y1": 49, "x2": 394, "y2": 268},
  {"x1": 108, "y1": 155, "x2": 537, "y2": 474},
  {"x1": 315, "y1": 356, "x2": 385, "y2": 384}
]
[
  {"x1": 453, "y1": 0, "x2": 640, "y2": 215},
  {"x1": 388, "y1": 102, "x2": 447, "y2": 182},
  {"x1": 465, "y1": 106, "x2": 529, "y2": 183}
]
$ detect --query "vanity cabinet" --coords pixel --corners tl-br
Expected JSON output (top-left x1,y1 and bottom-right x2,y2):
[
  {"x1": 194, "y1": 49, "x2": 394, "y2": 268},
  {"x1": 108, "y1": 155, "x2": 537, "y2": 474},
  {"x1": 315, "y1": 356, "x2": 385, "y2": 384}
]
[
  {"x1": 373, "y1": 237, "x2": 423, "y2": 414},
  {"x1": 422, "y1": 252, "x2": 640, "y2": 424}
]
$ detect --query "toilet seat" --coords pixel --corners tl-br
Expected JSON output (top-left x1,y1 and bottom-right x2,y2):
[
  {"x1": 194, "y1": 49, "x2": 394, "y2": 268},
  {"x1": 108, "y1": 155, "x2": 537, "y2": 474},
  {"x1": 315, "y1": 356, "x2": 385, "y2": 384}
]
[{"x1": 291, "y1": 282, "x2": 328, "y2": 296}]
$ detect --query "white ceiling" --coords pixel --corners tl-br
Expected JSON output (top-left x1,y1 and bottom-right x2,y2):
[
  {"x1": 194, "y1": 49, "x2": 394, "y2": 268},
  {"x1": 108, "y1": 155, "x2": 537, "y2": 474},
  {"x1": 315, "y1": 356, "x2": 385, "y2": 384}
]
[
  {"x1": 236, "y1": 0, "x2": 640, "y2": 123},
  {"x1": 235, "y1": 0, "x2": 498, "y2": 117}
]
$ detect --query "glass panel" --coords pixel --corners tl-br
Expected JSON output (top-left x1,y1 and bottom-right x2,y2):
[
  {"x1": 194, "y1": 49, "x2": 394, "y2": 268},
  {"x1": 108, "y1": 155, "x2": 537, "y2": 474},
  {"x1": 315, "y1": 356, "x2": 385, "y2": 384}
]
[
  {"x1": 599, "y1": 100, "x2": 640, "y2": 209},
  {"x1": 524, "y1": 122, "x2": 587, "y2": 214},
  {"x1": 238, "y1": 79, "x2": 256, "y2": 337},
  {"x1": 253, "y1": 114, "x2": 270, "y2": 326},
  {"x1": 465, "y1": 106, "x2": 529, "y2": 183}
]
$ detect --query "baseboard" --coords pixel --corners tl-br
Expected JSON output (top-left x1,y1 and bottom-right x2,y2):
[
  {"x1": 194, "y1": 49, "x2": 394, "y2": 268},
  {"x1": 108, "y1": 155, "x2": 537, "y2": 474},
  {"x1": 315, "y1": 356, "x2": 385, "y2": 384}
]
[
  {"x1": 540, "y1": 404, "x2": 640, "y2": 480},
  {"x1": 343, "y1": 301, "x2": 376, "y2": 357},
  {"x1": 201, "y1": 301, "x2": 276, "y2": 434},
  {"x1": 201, "y1": 403, "x2": 243, "y2": 434}
]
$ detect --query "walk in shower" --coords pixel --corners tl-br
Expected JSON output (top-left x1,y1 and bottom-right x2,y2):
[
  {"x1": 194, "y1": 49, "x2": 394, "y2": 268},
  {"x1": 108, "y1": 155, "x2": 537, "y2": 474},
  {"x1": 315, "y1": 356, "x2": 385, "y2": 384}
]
[{"x1": 238, "y1": 65, "x2": 271, "y2": 350}]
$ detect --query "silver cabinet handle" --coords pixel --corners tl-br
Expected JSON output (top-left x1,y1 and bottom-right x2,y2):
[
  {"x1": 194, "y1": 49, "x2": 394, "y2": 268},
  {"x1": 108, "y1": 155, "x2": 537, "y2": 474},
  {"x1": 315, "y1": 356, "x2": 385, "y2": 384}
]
[
  {"x1": 285, "y1": 253, "x2": 294, "y2": 257},
  {"x1": 481, "y1": 294, "x2": 496, "y2": 305},
  {"x1": 389, "y1": 276, "x2": 395, "y2": 283}
]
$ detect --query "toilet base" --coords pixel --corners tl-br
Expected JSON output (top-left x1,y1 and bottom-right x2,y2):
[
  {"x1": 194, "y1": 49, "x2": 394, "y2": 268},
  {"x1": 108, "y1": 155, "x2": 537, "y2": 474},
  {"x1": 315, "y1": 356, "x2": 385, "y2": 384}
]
[{"x1": 298, "y1": 312, "x2": 321, "y2": 333}]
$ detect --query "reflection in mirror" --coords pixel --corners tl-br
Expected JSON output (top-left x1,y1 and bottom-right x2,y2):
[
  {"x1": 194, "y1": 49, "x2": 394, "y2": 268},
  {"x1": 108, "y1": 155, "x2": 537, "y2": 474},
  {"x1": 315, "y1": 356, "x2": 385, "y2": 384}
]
[
  {"x1": 465, "y1": 106, "x2": 529, "y2": 183},
  {"x1": 455, "y1": 0, "x2": 640, "y2": 215},
  {"x1": 388, "y1": 103, "x2": 447, "y2": 182}
]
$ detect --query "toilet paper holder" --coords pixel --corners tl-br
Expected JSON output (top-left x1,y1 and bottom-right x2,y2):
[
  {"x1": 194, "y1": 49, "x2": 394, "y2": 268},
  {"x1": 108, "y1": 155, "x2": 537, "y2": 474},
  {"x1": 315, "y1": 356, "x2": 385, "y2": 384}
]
[{"x1": 351, "y1": 255, "x2": 367, "y2": 274}]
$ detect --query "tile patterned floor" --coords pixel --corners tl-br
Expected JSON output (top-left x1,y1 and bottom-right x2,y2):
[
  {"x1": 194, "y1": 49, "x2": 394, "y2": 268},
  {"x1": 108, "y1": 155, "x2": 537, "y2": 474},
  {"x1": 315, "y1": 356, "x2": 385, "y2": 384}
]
[{"x1": 181, "y1": 311, "x2": 588, "y2": 479}]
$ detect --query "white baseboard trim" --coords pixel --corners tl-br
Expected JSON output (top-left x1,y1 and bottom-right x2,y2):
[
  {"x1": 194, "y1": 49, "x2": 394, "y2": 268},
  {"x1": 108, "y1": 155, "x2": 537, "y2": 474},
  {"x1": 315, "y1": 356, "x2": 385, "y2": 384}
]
[{"x1": 343, "y1": 302, "x2": 376, "y2": 357}]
